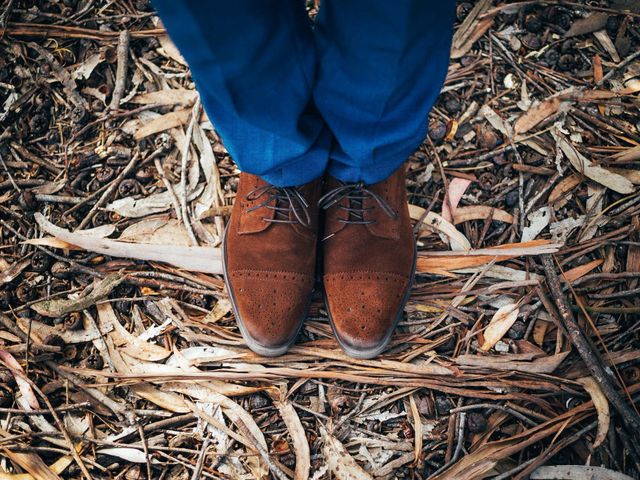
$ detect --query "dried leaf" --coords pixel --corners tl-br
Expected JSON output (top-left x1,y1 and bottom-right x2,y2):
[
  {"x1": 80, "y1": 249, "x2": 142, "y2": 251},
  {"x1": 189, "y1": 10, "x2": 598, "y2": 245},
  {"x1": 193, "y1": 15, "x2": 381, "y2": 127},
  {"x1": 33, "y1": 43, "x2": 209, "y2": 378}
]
[
  {"x1": 105, "y1": 183, "x2": 203, "y2": 218},
  {"x1": 0, "y1": 258, "x2": 30, "y2": 286},
  {"x1": 35, "y1": 213, "x2": 222, "y2": 274},
  {"x1": 556, "y1": 134, "x2": 634, "y2": 194},
  {"x1": 0, "y1": 350, "x2": 39, "y2": 410},
  {"x1": 453, "y1": 206, "x2": 514, "y2": 225},
  {"x1": 130, "y1": 89, "x2": 197, "y2": 106},
  {"x1": 480, "y1": 304, "x2": 520, "y2": 351},
  {"x1": 531, "y1": 466, "x2": 633, "y2": 480},
  {"x1": 17, "y1": 317, "x2": 113, "y2": 345},
  {"x1": 549, "y1": 175, "x2": 581, "y2": 204},
  {"x1": 97, "y1": 448, "x2": 156, "y2": 464},
  {"x1": 322, "y1": 428, "x2": 373, "y2": 480},
  {"x1": 133, "y1": 108, "x2": 191, "y2": 140},
  {"x1": 522, "y1": 207, "x2": 551, "y2": 242},
  {"x1": 515, "y1": 96, "x2": 564, "y2": 135},
  {"x1": 456, "y1": 352, "x2": 569, "y2": 374},
  {"x1": 576, "y1": 377, "x2": 610, "y2": 449},
  {"x1": 442, "y1": 178, "x2": 471, "y2": 223},
  {"x1": 31, "y1": 273, "x2": 123, "y2": 317},
  {"x1": 271, "y1": 395, "x2": 310, "y2": 480},
  {"x1": 416, "y1": 210, "x2": 471, "y2": 251},
  {"x1": 562, "y1": 259, "x2": 603, "y2": 283},
  {"x1": 565, "y1": 12, "x2": 609, "y2": 38}
]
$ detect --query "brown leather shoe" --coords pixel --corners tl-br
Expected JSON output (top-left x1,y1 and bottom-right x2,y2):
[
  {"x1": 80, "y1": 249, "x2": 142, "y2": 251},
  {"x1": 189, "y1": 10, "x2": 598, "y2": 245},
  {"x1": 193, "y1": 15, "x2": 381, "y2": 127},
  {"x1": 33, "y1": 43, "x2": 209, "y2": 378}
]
[
  {"x1": 320, "y1": 166, "x2": 416, "y2": 359},
  {"x1": 222, "y1": 172, "x2": 321, "y2": 356}
]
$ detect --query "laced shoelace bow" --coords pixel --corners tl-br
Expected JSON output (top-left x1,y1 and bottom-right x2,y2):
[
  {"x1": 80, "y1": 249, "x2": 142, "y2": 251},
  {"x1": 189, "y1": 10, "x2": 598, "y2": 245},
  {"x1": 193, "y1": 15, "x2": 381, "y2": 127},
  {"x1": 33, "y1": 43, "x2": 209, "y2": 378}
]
[
  {"x1": 245, "y1": 184, "x2": 312, "y2": 228},
  {"x1": 318, "y1": 181, "x2": 398, "y2": 226}
]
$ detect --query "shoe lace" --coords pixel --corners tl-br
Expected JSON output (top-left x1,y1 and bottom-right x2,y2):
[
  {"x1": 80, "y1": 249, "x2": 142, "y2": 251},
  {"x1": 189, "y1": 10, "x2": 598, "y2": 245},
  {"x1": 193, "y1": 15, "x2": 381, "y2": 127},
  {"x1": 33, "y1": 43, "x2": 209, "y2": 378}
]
[
  {"x1": 245, "y1": 184, "x2": 311, "y2": 228},
  {"x1": 318, "y1": 181, "x2": 398, "y2": 225}
]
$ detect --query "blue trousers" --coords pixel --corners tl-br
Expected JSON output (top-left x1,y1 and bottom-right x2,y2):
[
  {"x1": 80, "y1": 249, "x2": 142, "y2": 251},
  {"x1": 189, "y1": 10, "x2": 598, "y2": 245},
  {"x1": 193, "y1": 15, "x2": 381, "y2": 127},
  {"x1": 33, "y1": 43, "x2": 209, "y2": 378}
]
[{"x1": 153, "y1": 1, "x2": 455, "y2": 187}]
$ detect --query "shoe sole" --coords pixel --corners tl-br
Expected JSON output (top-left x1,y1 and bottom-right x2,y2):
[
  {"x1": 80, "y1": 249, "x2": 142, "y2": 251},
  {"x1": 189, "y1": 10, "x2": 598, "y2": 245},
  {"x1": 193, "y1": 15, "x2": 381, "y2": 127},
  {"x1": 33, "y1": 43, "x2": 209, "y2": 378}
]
[
  {"x1": 323, "y1": 242, "x2": 417, "y2": 360},
  {"x1": 222, "y1": 223, "x2": 311, "y2": 357}
]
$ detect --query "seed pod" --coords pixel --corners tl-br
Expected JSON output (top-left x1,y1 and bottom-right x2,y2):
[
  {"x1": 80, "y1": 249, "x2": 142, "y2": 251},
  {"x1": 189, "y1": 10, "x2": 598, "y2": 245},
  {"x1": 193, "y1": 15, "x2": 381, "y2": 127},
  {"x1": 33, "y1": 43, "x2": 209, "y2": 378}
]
[
  {"x1": 92, "y1": 211, "x2": 111, "y2": 228},
  {"x1": 82, "y1": 353, "x2": 104, "y2": 370},
  {"x1": 51, "y1": 261, "x2": 71, "y2": 279},
  {"x1": 70, "y1": 106, "x2": 86, "y2": 125},
  {"x1": 118, "y1": 179, "x2": 141, "y2": 197},
  {"x1": 29, "y1": 113, "x2": 49, "y2": 135},
  {"x1": 444, "y1": 97, "x2": 461, "y2": 115},
  {"x1": 90, "y1": 99, "x2": 105, "y2": 113},
  {"x1": 104, "y1": 47, "x2": 117, "y2": 64},
  {"x1": 50, "y1": 279, "x2": 68, "y2": 294},
  {"x1": 0, "y1": 291, "x2": 10, "y2": 309},
  {"x1": 95, "y1": 166, "x2": 115, "y2": 183},
  {"x1": 435, "y1": 396, "x2": 451, "y2": 415},
  {"x1": 557, "y1": 54, "x2": 575, "y2": 71},
  {"x1": 544, "y1": 48, "x2": 560, "y2": 67},
  {"x1": 524, "y1": 14, "x2": 543, "y2": 33},
  {"x1": 64, "y1": 312, "x2": 83, "y2": 330},
  {"x1": 606, "y1": 16, "x2": 619, "y2": 37},
  {"x1": 154, "y1": 133, "x2": 174, "y2": 152},
  {"x1": 429, "y1": 120, "x2": 448, "y2": 142},
  {"x1": 507, "y1": 320, "x2": 527, "y2": 340},
  {"x1": 63, "y1": 345, "x2": 77, "y2": 360},
  {"x1": 18, "y1": 191, "x2": 37, "y2": 211},
  {"x1": 467, "y1": 412, "x2": 488, "y2": 433},
  {"x1": 327, "y1": 386, "x2": 352, "y2": 414},
  {"x1": 43, "y1": 334, "x2": 64, "y2": 348},
  {"x1": 15, "y1": 284, "x2": 35, "y2": 303},
  {"x1": 522, "y1": 33, "x2": 542, "y2": 50},
  {"x1": 181, "y1": 292, "x2": 208, "y2": 309},
  {"x1": 478, "y1": 172, "x2": 497, "y2": 190},
  {"x1": 0, "y1": 383, "x2": 13, "y2": 408},
  {"x1": 505, "y1": 190, "x2": 519, "y2": 208},
  {"x1": 476, "y1": 126, "x2": 499, "y2": 150},
  {"x1": 248, "y1": 394, "x2": 270, "y2": 411},
  {"x1": 560, "y1": 39, "x2": 575, "y2": 54},
  {"x1": 456, "y1": 2, "x2": 473, "y2": 22},
  {"x1": 135, "y1": 165, "x2": 156, "y2": 182},
  {"x1": 31, "y1": 251, "x2": 51, "y2": 272}
]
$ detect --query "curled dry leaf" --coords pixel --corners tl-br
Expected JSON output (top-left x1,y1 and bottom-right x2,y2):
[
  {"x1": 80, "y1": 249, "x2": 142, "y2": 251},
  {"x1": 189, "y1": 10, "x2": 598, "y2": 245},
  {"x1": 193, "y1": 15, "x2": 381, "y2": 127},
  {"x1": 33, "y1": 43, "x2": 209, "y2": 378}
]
[
  {"x1": 322, "y1": 428, "x2": 374, "y2": 480},
  {"x1": 0, "y1": 350, "x2": 39, "y2": 410},
  {"x1": 0, "y1": 258, "x2": 30, "y2": 286},
  {"x1": 576, "y1": 377, "x2": 610, "y2": 449},
  {"x1": 453, "y1": 206, "x2": 514, "y2": 225},
  {"x1": 480, "y1": 303, "x2": 520, "y2": 351},
  {"x1": 515, "y1": 96, "x2": 565, "y2": 135},
  {"x1": 442, "y1": 177, "x2": 471, "y2": 223},
  {"x1": 35, "y1": 213, "x2": 222, "y2": 274},
  {"x1": 133, "y1": 108, "x2": 192, "y2": 140},
  {"x1": 105, "y1": 183, "x2": 204, "y2": 218},
  {"x1": 97, "y1": 448, "x2": 158, "y2": 464},
  {"x1": 271, "y1": 394, "x2": 311, "y2": 480},
  {"x1": 522, "y1": 207, "x2": 551, "y2": 243},
  {"x1": 556, "y1": 134, "x2": 634, "y2": 194},
  {"x1": 416, "y1": 210, "x2": 471, "y2": 251}
]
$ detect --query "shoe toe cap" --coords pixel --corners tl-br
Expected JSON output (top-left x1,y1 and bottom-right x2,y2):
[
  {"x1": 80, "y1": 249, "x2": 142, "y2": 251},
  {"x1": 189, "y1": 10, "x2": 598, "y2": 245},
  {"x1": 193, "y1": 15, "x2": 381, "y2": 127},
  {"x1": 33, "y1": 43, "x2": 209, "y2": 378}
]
[
  {"x1": 228, "y1": 271, "x2": 313, "y2": 352},
  {"x1": 324, "y1": 273, "x2": 409, "y2": 356}
]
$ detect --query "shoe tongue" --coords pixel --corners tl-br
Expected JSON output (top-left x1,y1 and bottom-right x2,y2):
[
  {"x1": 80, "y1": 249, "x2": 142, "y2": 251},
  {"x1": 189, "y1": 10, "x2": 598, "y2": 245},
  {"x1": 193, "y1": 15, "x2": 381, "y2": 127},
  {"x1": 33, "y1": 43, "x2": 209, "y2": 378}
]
[{"x1": 238, "y1": 173, "x2": 276, "y2": 235}]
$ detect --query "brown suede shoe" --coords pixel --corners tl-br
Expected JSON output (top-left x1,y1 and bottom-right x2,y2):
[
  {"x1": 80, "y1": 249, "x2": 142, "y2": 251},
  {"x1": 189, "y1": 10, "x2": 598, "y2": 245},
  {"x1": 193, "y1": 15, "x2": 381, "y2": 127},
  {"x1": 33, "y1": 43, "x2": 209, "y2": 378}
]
[
  {"x1": 222, "y1": 172, "x2": 321, "y2": 356},
  {"x1": 320, "y1": 166, "x2": 416, "y2": 359}
]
